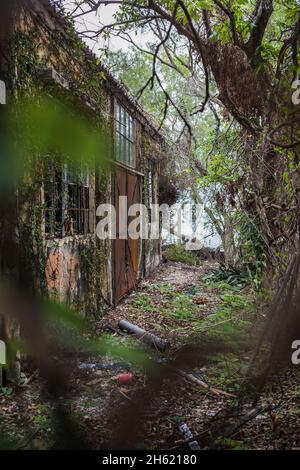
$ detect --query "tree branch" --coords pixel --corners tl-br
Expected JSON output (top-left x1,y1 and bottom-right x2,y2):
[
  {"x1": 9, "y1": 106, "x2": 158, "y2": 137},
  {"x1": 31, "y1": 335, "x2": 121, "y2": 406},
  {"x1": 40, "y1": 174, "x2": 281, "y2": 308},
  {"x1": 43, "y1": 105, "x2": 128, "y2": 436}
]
[
  {"x1": 213, "y1": 0, "x2": 243, "y2": 48},
  {"x1": 276, "y1": 13, "x2": 300, "y2": 80},
  {"x1": 177, "y1": 0, "x2": 210, "y2": 113},
  {"x1": 72, "y1": 0, "x2": 123, "y2": 19},
  {"x1": 244, "y1": 0, "x2": 273, "y2": 65}
]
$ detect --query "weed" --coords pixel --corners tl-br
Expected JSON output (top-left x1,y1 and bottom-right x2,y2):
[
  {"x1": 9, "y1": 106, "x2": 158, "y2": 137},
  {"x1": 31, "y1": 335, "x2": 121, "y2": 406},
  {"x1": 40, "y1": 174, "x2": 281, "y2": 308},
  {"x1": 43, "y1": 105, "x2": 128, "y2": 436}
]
[
  {"x1": 32, "y1": 405, "x2": 53, "y2": 432},
  {"x1": 165, "y1": 245, "x2": 199, "y2": 266},
  {"x1": 82, "y1": 399, "x2": 95, "y2": 409},
  {"x1": 131, "y1": 294, "x2": 155, "y2": 313},
  {"x1": 157, "y1": 283, "x2": 174, "y2": 295},
  {"x1": 205, "y1": 264, "x2": 249, "y2": 286},
  {"x1": 164, "y1": 293, "x2": 200, "y2": 322},
  {"x1": 216, "y1": 437, "x2": 249, "y2": 450}
]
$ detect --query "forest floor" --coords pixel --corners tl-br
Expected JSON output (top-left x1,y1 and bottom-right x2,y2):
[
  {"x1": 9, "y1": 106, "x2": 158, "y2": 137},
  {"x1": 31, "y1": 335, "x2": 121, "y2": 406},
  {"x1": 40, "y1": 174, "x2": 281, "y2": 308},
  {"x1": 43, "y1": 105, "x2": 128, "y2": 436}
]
[{"x1": 1, "y1": 258, "x2": 300, "y2": 450}]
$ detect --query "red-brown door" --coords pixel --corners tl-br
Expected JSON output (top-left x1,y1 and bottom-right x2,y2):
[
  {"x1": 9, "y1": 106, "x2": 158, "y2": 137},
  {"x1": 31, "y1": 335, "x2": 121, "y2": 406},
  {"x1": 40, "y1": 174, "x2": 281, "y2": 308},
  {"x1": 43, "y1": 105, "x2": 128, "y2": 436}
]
[{"x1": 114, "y1": 169, "x2": 139, "y2": 303}]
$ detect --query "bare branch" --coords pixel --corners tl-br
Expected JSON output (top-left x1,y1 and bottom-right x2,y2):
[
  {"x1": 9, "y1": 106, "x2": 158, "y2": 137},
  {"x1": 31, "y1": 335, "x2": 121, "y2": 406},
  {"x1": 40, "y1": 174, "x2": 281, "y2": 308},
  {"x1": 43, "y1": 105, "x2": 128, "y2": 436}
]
[
  {"x1": 150, "y1": 2, "x2": 180, "y2": 87},
  {"x1": 147, "y1": 0, "x2": 195, "y2": 42},
  {"x1": 207, "y1": 101, "x2": 221, "y2": 157},
  {"x1": 177, "y1": 0, "x2": 210, "y2": 113},
  {"x1": 78, "y1": 16, "x2": 160, "y2": 39},
  {"x1": 72, "y1": 0, "x2": 123, "y2": 19}
]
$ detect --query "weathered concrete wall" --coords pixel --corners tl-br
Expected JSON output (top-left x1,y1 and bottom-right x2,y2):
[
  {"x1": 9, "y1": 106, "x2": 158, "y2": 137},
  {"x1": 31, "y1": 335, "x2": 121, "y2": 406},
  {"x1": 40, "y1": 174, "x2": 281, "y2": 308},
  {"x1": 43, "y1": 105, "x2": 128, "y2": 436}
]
[
  {"x1": 45, "y1": 235, "x2": 113, "y2": 311},
  {"x1": 46, "y1": 237, "x2": 82, "y2": 303}
]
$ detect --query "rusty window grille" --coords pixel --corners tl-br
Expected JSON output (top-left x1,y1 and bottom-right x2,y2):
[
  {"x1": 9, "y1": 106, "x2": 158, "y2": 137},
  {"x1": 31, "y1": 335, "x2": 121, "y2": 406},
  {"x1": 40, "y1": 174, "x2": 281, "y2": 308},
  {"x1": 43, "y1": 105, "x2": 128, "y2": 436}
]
[
  {"x1": 115, "y1": 100, "x2": 135, "y2": 168},
  {"x1": 147, "y1": 159, "x2": 154, "y2": 209},
  {"x1": 44, "y1": 161, "x2": 63, "y2": 238},
  {"x1": 45, "y1": 162, "x2": 90, "y2": 238},
  {"x1": 147, "y1": 159, "x2": 155, "y2": 225}
]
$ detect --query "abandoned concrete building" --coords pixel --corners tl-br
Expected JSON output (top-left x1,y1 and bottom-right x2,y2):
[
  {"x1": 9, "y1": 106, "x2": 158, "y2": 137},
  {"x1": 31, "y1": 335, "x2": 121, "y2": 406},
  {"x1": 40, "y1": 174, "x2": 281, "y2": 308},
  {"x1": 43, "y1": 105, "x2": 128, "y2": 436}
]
[{"x1": 0, "y1": 0, "x2": 164, "y2": 314}]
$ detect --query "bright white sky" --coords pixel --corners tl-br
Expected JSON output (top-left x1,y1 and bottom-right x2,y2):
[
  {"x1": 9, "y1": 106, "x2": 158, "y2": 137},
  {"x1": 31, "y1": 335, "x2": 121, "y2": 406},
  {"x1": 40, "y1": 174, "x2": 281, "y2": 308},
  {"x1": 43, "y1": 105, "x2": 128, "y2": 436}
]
[{"x1": 63, "y1": 1, "x2": 153, "y2": 55}]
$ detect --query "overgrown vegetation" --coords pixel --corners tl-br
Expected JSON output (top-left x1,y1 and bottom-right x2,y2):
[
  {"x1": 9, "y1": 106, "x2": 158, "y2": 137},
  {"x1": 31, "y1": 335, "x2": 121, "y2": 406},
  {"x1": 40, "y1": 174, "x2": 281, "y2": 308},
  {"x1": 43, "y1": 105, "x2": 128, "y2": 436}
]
[
  {"x1": 73, "y1": 0, "x2": 300, "y2": 290},
  {"x1": 205, "y1": 264, "x2": 249, "y2": 286},
  {"x1": 164, "y1": 244, "x2": 200, "y2": 266},
  {"x1": 1, "y1": 0, "x2": 300, "y2": 451}
]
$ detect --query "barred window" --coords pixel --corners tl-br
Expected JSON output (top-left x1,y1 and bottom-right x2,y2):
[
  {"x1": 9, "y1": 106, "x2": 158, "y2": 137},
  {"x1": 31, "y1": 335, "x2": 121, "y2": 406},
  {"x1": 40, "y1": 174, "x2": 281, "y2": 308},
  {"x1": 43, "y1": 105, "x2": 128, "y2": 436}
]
[
  {"x1": 147, "y1": 159, "x2": 154, "y2": 208},
  {"x1": 63, "y1": 164, "x2": 90, "y2": 236},
  {"x1": 44, "y1": 163, "x2": 63, "y2": 238},
  {"x1": 115, "y1": 101, "x2": 135, "y2": 168},
  {"x1": 45, "y1": 162, "x2": 90, "y2": 238}
]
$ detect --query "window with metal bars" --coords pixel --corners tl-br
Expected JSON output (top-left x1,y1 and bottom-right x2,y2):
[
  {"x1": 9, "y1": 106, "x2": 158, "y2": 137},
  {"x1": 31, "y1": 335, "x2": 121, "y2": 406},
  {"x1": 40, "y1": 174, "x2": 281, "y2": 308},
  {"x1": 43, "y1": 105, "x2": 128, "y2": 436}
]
[
  {"x1": 44, "y1": 162, "x2": 90, "y2": 238},
  {"x1": 147, "y1": 159, "x2": 155, "y2": 226},
  {"x1": 115, "y1": 100, "x2": 135, "y2": 168},
  {"x1": 147, "y1": 159, "x2": 154, "y2": 209}
]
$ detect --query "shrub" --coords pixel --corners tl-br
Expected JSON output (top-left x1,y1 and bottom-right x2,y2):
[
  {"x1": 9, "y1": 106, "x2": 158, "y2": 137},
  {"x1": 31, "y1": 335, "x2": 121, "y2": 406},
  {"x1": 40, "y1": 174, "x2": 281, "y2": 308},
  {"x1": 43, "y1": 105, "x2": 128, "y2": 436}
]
[{"x1": 164, "y1": 244, "x2": 199, "y2": 266}]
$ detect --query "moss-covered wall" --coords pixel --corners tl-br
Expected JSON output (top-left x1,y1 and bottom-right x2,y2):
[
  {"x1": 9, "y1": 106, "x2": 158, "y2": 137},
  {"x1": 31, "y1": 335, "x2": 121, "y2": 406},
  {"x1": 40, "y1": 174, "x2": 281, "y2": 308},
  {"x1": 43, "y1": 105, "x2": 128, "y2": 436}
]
[{"x1": 8, "y1": 0, "x2": 162, "y2": 314}]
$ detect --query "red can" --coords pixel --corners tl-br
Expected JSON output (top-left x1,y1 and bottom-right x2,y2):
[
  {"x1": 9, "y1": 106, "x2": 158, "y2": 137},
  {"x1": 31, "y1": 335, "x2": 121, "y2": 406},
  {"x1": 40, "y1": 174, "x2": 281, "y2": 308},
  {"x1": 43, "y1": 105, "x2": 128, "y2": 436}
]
[{"x1": 118, "y1": 373, "x2": 134, "y2": 385}]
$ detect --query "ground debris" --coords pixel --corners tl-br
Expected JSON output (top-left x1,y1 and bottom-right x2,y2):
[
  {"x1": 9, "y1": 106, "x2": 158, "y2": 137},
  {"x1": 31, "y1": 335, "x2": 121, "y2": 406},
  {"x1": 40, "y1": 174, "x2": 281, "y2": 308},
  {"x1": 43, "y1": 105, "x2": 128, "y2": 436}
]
[{"x1": 1, "y1": 260, "x2": 300, "y2": 450}]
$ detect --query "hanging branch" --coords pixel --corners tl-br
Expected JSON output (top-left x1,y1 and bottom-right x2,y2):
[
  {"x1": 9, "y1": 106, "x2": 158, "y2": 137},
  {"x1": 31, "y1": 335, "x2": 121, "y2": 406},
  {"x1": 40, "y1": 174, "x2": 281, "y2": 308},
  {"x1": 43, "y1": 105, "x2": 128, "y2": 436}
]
[
  {"x1": 72, "y1": 0, "x2": 123, "y2": 19},
  {"x1": 275, "y1": 13, "x2": 300, "y2": 80},
  {"x1": 269, "y1": 121, "x2": 300, "y2": 149},
  {"x1": 213, "y1": 0, "x2": 243, "y2": 48},
  {"x1": 207, "y1": 101, "x2": 221, "y2": 157},
  {"x1": 150, "y1": 1, "x2": 180, "y2": 84},
  {"x1": 177, "y1": 0, "x2": 210, "y2": 113}
]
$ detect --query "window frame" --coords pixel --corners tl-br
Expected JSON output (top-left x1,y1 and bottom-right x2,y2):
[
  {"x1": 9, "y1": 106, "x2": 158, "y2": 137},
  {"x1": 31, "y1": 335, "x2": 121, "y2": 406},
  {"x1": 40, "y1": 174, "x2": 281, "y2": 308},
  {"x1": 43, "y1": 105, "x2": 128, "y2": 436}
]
[
  {"x1": 115, "y1": 100, "x2": 136, "y2": 169},
  {"x1": 147, "y1": 159, "x2": 154, "y2": 209},
  {"x1": 44, "y1": 162, "x2": 91, "y2": 239}
]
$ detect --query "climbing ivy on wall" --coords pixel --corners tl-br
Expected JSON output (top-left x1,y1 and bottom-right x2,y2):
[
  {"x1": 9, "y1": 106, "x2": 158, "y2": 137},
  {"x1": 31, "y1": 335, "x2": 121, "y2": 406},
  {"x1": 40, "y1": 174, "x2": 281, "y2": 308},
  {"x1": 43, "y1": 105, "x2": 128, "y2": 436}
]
[
  {"x1": 6, "y1": 10, "x2": 113, "y2": 316},
  {"x1": 78, "y1": 239, "x2": 108, "y2": 317}
]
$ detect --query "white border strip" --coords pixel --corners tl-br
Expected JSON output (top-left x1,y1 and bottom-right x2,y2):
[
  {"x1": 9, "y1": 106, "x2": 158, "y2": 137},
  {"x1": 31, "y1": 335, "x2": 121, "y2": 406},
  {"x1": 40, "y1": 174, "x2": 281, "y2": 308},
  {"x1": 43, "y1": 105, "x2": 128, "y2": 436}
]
[
  {"x1": 0, "y1": 80, "x2": 6, "y2": 104},
  {"x1": 0, "y1": 340, "x2": 6, "y2": 365}
]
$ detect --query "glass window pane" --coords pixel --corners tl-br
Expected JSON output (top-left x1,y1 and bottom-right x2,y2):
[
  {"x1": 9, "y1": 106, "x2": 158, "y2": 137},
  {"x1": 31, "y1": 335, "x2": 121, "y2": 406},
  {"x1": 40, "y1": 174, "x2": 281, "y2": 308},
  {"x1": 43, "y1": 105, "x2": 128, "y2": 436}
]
[
  {"x1": 127, "y1": 140, "x2": 131, "y2": 166},
  {"x1": 123, "y1": 136, "x2": 126, "y2": 164},
  {"x1": 129, "y1": 117, "x2": 132, "y2": 140},
  {"x1": 124, "y1": 139, "x2": 127, "y2": 165},
  {"x1": 114, "y1": 101, "x2": 136, "y2": 167},
  {"x1": 130, "y1": 142, "x2": 134, "y2": 166},
  {"x1": 120, "y1": 135, "x2": 124, "y2": 163},
  {"x1": 127, "y1": 113, "x2": 130, "y2": 139},
  {"x1": 118, "y1": 134, "x2": 121, "y2": 162},
  {"x1": 116, "y1": 132, "x2": 120, "y2": 161},
  {"x1": 131, "y1": 142, "x2": 134, "y2": 166},
  {"x1": 132, "y1": 119, "x2": 135, "y2": 142},
  {"x1": 120, "y1": 123, "x2": 125, "y2": 136}
]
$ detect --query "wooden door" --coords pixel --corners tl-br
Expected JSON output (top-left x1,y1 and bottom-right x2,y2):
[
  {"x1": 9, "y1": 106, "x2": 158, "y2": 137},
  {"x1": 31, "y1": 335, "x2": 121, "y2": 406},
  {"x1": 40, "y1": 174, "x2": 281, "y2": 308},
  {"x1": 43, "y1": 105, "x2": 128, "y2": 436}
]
[{"x1": 114, "y1": 169, "x2": 140, "y2": 303}]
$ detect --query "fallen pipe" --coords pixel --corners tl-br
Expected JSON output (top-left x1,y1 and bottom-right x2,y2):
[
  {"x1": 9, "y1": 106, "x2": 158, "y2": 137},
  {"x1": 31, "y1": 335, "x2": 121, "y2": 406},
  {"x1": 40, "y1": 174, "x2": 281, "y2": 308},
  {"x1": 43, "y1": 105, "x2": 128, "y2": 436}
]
[
  {"x1": 178, "y1": 422, "x2": 201, "y2": 451},
  {"x1": 118, "y1": 319, "x2": 169, "y2": 352}
]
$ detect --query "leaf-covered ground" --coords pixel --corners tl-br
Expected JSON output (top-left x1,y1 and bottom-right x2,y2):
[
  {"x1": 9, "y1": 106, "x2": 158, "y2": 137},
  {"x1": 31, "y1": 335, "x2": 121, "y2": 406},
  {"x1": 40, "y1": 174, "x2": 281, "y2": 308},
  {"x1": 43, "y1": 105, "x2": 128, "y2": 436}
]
[{"x1": 1, "y1": 259, "x2": 300, "y2": 449}]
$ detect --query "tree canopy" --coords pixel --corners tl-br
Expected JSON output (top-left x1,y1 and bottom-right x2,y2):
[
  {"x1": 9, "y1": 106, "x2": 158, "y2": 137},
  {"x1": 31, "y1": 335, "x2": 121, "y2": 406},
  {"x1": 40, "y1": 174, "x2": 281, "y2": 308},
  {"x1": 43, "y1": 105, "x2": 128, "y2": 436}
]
[{"x1": 61, "y1": 0, "x2": 300, "y2": 277}]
